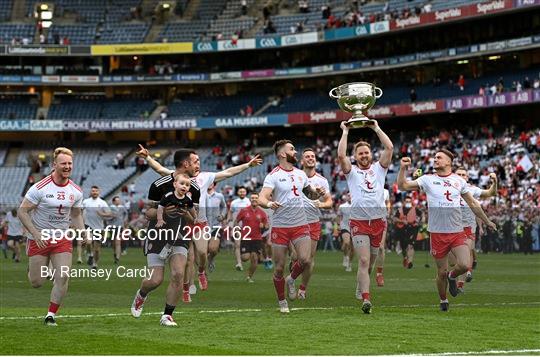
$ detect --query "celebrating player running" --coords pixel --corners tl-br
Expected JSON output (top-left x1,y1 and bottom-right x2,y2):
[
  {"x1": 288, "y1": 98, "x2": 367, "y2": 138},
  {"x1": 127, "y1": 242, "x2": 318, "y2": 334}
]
[
  {"x1": 338, "y1": 119, "x2": 394, "y2": 314},
  {"x1": 18, "y1": 147, "x2": 85, "y2": 326},
  {"x1": 397, "y1": 150, "x2": 497, "y2": 311},
  {"x1": 258, "y1": 140, "x2": 326, "y2": 313}
]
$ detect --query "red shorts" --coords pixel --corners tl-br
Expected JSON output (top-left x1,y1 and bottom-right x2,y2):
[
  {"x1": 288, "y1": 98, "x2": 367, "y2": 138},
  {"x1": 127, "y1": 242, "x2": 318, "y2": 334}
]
[
  {"x1": 27, "y1": 238, "x2": 72, "y2": 257},
  {"x1": 430, "y1": 231, "x2": 468, "y2": 259},
  {"x1": 271, "y1": 225, "x2": 310, "y2": 246},
  {"x1": 463, "y1": 226, "x2": 475, "y2": 241},
  {"x1": 349, "y1": 218, "x2": 387, "y2": 248},
  {"x1": 308, "y1": 222, "x2": 321, "y2": 241}
]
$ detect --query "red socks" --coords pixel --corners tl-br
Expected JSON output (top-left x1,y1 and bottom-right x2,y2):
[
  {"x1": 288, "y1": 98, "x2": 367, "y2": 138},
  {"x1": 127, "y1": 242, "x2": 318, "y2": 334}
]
[
  {"x1": 299, "y1": 284, "x2": 306, "y2": 291},
  {"x1": 290, "y1": 261, "x2": 305, "y2": 280},
  {"x1": 48, "y1": 302, "x2": 60, "y2": 315},
  {"x1": 183, "y1": 283, "x2": 189, "y2": 292},
  {"x1": 376, "y1": 267, "x2": 383, "y2": 274},
  {"x1": 361, "y1": 293, "x2": 370, "y2": 301},
  {"x1": 449, "y1": 270, "x2": 457, "y2": 279},
  {"x1": 273, "y1": 275, "x2": 285, "y2": 301},
  {"x1": 198, "y1": 267, "x2": 205, "y2": 274}
]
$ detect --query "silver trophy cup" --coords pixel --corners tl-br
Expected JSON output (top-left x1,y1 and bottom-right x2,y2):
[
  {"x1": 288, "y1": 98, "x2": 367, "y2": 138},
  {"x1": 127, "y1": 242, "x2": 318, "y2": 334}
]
[{"x1": 329, "y1": 82, "x2": 383, "y2": 128}]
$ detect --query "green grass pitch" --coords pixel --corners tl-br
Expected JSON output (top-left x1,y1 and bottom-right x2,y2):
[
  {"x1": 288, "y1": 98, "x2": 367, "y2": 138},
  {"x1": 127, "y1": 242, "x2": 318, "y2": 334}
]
[{"x1": 1, "y1": 248, "x2": 539, "y2": 355}]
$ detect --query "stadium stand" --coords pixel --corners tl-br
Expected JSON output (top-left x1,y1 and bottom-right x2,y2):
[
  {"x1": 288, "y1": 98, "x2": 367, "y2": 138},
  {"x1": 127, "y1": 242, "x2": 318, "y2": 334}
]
[
  {"x1": 0, "y1": 167, "x2": 31, "y2": 206},
  {"x1": 47, "y1": 97, "x2": 156, "y2": 120},
  {"x1": 0, "y1": 96, "x2": 38, "y2": 120},
  {"x1": 0, "y1": 24, "x2": 35, "y2": 44},
  {"x1": 97, "y1": 23, "x2": 149, "y2": 44},
  {"x1": 0, "y1": 0, "x2": 13, "y2": 22},
  {"x1": 47, "y1": 24, "x2": 97, "y2": 44},
  {"x1": 158, "y1": 20, "x2": 209, "y2": 42}
]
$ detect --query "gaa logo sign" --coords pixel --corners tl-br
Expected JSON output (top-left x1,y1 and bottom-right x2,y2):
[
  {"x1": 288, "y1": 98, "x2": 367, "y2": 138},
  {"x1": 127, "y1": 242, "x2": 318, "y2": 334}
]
[
  {"x1": 259, "y1": 38, "x2": 278, "y2": 47},
  {"x1": 285, "y1": 36, "x2": 299, "y2": 45},
  {"x1": 196, "y1": 42, "x2": 214, "y2": 52}
]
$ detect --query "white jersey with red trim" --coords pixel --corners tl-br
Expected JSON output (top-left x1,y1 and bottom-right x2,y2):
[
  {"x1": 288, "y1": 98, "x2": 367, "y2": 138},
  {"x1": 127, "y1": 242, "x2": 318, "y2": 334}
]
[
  {"x1": 346, "y1": 161, "x2": 388, "y2": 220},
  {"x1": 461, "y1": 184, "x2": 482, "y2": 230},
  {"x1": 415, "y1": 173, "x2": 469, "y2": 233},
  {"x1": 303, "y1": 172, "x2": 330, "y2": 224},
  {"x1": 192, "y1": 171, "x2": 216, "y2": 223},
  {"x1": 24, "y1": 175, "x2": 83, "y2": 238},
  {"x1": 263, "y1": 166, "x2": 308, "y2": 228}
]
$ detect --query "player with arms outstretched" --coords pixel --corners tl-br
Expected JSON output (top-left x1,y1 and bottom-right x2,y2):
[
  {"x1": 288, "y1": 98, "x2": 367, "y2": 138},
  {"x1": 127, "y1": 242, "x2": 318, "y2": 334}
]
[{"x1": 136, "y1": 145, "x2": 262, "y2": 292}]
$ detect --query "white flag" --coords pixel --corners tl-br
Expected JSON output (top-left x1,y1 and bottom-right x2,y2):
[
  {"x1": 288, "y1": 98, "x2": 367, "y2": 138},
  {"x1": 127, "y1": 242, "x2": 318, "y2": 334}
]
[{"x1": 518, "y1": 154, "x2": 534, "y2": 172}]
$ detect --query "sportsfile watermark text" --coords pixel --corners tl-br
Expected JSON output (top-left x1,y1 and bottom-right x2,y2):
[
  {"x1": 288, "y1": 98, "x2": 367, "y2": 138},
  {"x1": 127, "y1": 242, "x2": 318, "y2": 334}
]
[{"x1": 39, "y1": 225, "x2": 252, "y2": 243}]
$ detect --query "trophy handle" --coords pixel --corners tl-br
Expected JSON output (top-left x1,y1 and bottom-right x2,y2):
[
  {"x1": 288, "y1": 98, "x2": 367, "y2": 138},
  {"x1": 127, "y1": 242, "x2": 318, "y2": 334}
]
[
  {"x1": 329, "y1": 87, "x2": 340, "y2": 99},
  {"x1": 374, "y1": 87, "x2": 383, "y2": 98}
]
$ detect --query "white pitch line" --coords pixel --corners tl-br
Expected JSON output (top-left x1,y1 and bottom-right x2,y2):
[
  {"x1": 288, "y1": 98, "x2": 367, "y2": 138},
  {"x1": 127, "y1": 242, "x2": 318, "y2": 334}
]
[
  {"x1": 410, "y1": 349, "x2": 540, "y2": 355},
  {"x1": 0, "y1": 301, "x2": 538, "y2": 320}
]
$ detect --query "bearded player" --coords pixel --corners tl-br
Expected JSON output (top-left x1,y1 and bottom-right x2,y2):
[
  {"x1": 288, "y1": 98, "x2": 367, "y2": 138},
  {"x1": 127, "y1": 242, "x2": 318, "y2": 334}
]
[
  {"x1": 258, "y1": 140, "x2": 326, "y2": 313},
  {"x1": 338, "y1": 120, "x2": 394, "y2": 314}
]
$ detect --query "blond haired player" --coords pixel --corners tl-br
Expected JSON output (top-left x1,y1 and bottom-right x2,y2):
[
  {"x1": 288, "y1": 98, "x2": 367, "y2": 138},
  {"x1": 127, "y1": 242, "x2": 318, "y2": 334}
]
[
  {"x1": 18, "y1": 147, "x2": 84, "y2": 326},
  {"x1": 338, "y1": 120, "x2": 394, "y2": 314}
]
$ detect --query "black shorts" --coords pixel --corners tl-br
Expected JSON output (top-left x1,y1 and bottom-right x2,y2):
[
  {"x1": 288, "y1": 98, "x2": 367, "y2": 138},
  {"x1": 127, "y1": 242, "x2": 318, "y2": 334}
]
[
  {"x1": 7, "y1": 235, "x2": 23, "y2": 242},
  {"x1": 240, "y1": 240, "x2": 262, "y2": 254}
]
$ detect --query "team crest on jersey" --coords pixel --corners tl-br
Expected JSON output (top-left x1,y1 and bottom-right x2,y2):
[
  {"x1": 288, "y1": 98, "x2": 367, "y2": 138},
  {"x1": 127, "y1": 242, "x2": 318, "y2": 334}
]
[
  {"x1": 271, "y1": 232, "x2": 277, "y2": 240},
  {"x1": 431, "y1": 248, "x2": 437, "y2": 256},
  {"x1": 186, "y1": 192, "x2": 192, "y2": 199},
  {"x1": 69, "y1": 194, "x2": 74, "y2": 202},
  {"x1": 452, "y1": 182, "x2": 460, "y2": 189},
  {"x1": 368, "y1": 170, "x2": 374, "y2": 176}
]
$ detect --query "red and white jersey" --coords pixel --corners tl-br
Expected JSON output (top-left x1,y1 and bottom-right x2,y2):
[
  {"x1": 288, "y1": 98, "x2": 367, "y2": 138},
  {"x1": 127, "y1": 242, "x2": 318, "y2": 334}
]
[
  {"x1": 263, "y1": 166, "x2": 309, "y2": 228},
  {"x1": 303, "y1": 172, "x2": 330, "y2": 224},
  {"x1": 415, "y1": 173, "x2": 469, "y2": 233},
  {"x1": 24, "y1": 175, "x2": 83, "y2": 238},
  {"x1": 461, "y1": 184, "x2": 482, "y2": 230},
  {"x1": 192, "y1": 171, "x2": 216, "y2": 223},
  {"x1": 346, "y1": 162, "x2": 388, "y2": 220}
]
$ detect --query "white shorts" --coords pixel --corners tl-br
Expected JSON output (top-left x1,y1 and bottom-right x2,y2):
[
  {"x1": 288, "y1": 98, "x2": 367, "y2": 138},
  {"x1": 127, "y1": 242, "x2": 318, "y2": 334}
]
[{"x1": 147, "y1": 246, "x2": 188, "y2": 267}]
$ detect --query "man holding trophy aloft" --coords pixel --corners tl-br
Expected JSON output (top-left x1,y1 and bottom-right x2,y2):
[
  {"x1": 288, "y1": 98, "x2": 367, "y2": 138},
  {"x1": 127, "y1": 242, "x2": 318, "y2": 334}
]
[{"x1": 334, "y1": 82, "x2": 393, "y2": 314}]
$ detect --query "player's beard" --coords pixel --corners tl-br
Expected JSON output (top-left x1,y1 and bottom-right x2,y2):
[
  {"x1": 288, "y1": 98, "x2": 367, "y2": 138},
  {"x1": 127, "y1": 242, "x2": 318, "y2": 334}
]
[
  {"x1": 358, "y1": 158, "x2": 371, "y2": 169},
  {"x1": 286, "y1": 153, "x2": 297, "y2": 164}
]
